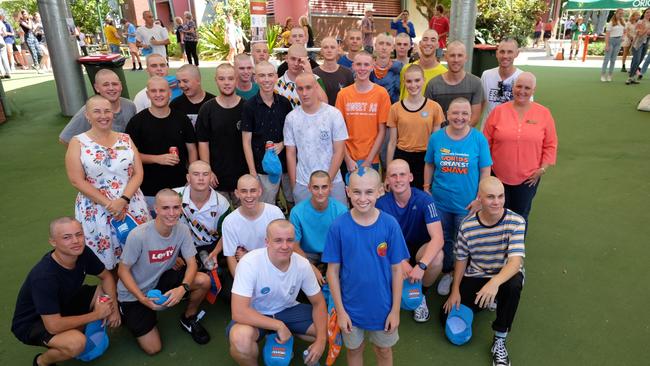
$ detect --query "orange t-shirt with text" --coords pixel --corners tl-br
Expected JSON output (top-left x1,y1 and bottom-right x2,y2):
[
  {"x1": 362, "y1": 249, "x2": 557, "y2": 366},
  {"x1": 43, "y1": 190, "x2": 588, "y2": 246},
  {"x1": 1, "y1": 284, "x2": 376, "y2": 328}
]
[{"x1": 335, "y1": 84, "x2": 391, "y2": 164}]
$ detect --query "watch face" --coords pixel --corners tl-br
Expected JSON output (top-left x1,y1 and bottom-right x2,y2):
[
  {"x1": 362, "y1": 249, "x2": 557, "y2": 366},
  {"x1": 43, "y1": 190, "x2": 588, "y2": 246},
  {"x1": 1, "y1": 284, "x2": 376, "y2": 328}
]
[{"x1": 418, "y1": 262, "x2": 427, "y2": 270}]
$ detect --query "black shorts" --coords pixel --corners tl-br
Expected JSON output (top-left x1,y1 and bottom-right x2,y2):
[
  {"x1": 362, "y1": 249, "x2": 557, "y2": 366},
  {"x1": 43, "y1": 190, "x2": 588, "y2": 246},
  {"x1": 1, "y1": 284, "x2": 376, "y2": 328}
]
[
  {"x1": 119, "y1": 268, "x2": 186, "y2": 338},
  {"x1": 23, "y1": 285, "x2": 96, "y2": 347},
  {"x1": 533, "y1": 31, "x2": 542, "y2": 39},
  {"x1": 543, "y1": 31, "x2": 552, "y2": 40}
]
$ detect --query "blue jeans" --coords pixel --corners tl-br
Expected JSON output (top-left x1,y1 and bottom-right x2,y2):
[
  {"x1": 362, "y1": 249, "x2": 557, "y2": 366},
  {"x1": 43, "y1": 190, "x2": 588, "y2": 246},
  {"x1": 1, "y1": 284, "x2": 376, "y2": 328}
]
[
  {"x1": 109, "y1": 44, "x2": 121, "y2": 54},
  {"x1": 601, "y1": 36, "x2": 622, "y2": 75},
  {"x1": 503, "y1": 180, "x2": 540, "y2": 225},
  {"x1": 640, "y1": 48, "x2": 650, "y2": 76},
  {"x1": 438, "y1": 209, "x2": 466, "y2": 273},
  {"x1": 628, "y1": 42, "x2": 648, "y2": 78}
]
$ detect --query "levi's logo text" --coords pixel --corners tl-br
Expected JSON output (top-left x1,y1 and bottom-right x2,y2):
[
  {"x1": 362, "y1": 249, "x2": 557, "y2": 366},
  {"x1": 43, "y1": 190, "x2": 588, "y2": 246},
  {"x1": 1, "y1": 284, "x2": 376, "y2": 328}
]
[
  {"x1": 439, "y1": 150, "x2": 469, "y2": 175},
  {"x1": 345, "y1": 102, "x2": 378, "y2": 115},
  {"x1": 149, "y1": 246, "x2": 175, "y2": 263},
  {"x1": 408, "y1": 289, "x2": 420, "y2": 299},
  {"x1": 271, "y1": 346, "x2": 287, "y2": 358}
]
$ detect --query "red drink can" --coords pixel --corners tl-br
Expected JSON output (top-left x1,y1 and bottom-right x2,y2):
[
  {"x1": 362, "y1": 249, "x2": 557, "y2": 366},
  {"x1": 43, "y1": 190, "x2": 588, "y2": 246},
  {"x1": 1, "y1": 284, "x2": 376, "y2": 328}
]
[
  {"x1": 169, "y1": 146, "x2": 179, "y2": 156},
  {"x1": 265, "y1": 141, "x2": 274, "y2": 150},
  {"x1": 98, "y1": 294, "x2": 111, "y2": 303}
]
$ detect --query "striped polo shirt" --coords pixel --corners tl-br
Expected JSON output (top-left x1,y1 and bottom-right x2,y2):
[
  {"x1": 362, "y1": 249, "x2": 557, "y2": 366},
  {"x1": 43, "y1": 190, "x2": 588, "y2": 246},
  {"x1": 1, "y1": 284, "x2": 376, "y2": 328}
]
[{"x1": 455, "y1": 209, "x2": 526, "y2": 278}]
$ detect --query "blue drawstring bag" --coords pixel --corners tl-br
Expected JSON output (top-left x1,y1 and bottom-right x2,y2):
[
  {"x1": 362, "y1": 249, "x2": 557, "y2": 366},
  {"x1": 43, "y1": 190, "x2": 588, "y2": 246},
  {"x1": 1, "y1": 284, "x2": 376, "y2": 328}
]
[
  {"x1": 110, "y1": 213, "x2": 139, "y2": 245},
  {"x1": 165, "y1": 75, "x2": 183, "y2": 100},
  {"x1": 263, "y1": 333, "x2": 293, "y2": 366},
  {"x1": 445, "y1": 304, "x2": 474, "y2": 346},
  {"x1": 76, "y1": 320, "x2": 109, "y2": 362},
  {"x1": 262, "y1": 147, "x2": 282, "y2": 184},
  {"x1": 146, "y1": 289, "x2": 169, "y2": 306},
  {"x1": 400, "y1": 279, "x2": 423, "y2": 310}
]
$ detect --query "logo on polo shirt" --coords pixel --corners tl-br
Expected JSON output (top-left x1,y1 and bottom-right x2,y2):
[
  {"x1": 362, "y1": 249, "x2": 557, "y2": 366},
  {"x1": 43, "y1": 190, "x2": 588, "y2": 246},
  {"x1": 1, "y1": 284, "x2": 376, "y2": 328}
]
[
  {"x1": 149, "y1": 246, "x2": 175, "y2": 263},
  {"x1": 376, "y1": 242, "x2": 387, "y2": 257},
  {"x1": 261, "y1": 287, "x2": 271, "y2": 295}
]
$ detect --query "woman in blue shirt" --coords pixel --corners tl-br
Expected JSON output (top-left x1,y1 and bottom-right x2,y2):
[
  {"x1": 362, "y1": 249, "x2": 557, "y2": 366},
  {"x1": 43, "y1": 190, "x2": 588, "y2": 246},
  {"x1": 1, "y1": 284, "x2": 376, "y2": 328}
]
[
  {"x1": 390, "y1": 10, "x2": 416, "y2": 42},
  {"x1": 423, "y1": 97, "x2": 492, "y2": 296}
]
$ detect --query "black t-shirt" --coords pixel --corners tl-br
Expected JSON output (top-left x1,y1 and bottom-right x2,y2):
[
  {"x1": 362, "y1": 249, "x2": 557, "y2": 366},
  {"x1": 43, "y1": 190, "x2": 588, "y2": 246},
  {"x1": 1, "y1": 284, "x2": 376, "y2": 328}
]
[
  {"x1": 12, "y1": 247, "x2": 104, "y2": 343},
  {"x1": 195, "y1": 98, "x2": 248, "y2": 192},
  {"x1": 241, "y1": 93, "x2": 291, "y2": 174},
  {"x1": 169, "y1": 92, "x2": 216, "y2": 128},
  {"x1": 126, "y1": 109, "x2": 197, "y2": 196},
  {"x1": 277, "y1": 58, "x2": 320, "y2": 78},
  {"x1": 313, "y1": 66, "x2": 355, "y2": 106}
]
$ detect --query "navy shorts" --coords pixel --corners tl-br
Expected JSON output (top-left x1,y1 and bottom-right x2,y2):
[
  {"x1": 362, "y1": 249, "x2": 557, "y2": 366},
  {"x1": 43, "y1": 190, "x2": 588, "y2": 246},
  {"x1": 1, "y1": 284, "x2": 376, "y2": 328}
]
[{"x1": 226, "y1": 303, "x2": 313, "y2": 341}]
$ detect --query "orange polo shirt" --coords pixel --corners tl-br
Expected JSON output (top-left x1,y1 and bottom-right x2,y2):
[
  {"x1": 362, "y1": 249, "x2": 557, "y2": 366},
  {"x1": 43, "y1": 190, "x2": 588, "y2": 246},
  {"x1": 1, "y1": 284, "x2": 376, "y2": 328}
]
[
  {"x1": 483, "y1": 102, "x2": 558, "y2": 185},
  {"x1": 335, "y1": 84, "x2": 390, "y2": 163}
]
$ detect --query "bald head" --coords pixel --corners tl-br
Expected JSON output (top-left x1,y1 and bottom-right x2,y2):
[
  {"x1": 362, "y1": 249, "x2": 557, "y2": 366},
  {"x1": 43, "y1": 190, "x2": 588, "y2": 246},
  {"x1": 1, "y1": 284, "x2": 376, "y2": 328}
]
[
  {"x1": 266, "y1": 219, "x2": 295, "y2": 238},
  {"x1": 155, "y1": 188, "x2": 181, "y2": 206},
  {"x1": 515, "y1": 72, "x2": 537, "y2": 88},
  {"x1": 237, "y1": 174, "x2": 261, "y2": 190},
  {"x1": 387, "y1": 159, "x2": 411, "y2": 174},
  {"x1": 188, "y1": 160, "x2": 211, "y2": 173},
  {"x1": 478, "y1": 176, "x2": 504, "y2": 196},
  {"x1": 287, "y1": 44, "x2": 307, "y2": 58},
  {"x1": 177, "y1": 64, "x2": 201, "y2": 80},
  {"x1": 85, "y1": 94, "x2": 111, "y2": 110},
  {"x1": 95, "y1": 69, "x2": 119, "y2": 83},
  {"x1": 348, "y1": 167, "x2": 381, "y2": 188},
  {"x1": 49, "y1": 216, "x2": 79, "y2": 238},
  {"x1": 147, "y1": 76, "x2": 169, "y2": 90}
]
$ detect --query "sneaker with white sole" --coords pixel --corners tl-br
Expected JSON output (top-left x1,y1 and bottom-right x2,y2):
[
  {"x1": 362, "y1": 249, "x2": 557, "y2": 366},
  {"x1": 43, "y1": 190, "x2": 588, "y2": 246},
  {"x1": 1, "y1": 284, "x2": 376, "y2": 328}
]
[
  {"x1": 413, "y1": 296, "x2": 430, "y2": 323},
  {"x1": 491, "y1": 336, "x2": 511, "y2": 366},
  {"x1": 180, "y1": 313, "x2": 211, "y2": 345},
  {"x1": 606, "y1": 74, "x2": 612, "y2": 82},
  {"x1": 437, "y1": 273, "x2": 453, "y2": 296},
  {"x1": 488, "y1": 300, "x2": 497, "y2": 312},
  {"x1": 600, "y1": 75, "x2": 606, "y2": 82}
]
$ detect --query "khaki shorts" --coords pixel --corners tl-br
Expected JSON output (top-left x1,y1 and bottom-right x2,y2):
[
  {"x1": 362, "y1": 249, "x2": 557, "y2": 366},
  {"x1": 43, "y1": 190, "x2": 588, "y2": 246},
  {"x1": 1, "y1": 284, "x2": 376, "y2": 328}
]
[
  {"x1": 342, "y1": 325, "x2": 399, "y2": 349},
  {"x1": 128, "y1": 42, "x2": 139, "y2": 55}
]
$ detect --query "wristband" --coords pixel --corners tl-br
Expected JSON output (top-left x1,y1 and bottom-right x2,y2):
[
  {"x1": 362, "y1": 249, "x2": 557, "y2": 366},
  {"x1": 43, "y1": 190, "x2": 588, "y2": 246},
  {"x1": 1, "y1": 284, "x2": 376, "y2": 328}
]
[{"x1": 120, "y1": 195, "x2": 131, "y2": 204}]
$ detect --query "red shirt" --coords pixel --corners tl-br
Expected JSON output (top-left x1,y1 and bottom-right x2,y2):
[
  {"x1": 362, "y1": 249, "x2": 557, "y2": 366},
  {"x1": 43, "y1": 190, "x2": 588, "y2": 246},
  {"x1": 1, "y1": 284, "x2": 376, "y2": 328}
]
[
  {"x1": 429, "y1": 16, "x2": 450, "y2": 48},
  {"x1": 483, "y1": 102, "x2": 558, "y2": 185}
]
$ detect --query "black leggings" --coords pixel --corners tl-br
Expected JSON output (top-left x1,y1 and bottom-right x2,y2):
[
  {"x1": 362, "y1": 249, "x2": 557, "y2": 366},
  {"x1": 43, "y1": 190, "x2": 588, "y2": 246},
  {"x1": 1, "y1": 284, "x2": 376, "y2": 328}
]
[{"x1": 184, "y1": 40, "x2": 199, "y2": 65}]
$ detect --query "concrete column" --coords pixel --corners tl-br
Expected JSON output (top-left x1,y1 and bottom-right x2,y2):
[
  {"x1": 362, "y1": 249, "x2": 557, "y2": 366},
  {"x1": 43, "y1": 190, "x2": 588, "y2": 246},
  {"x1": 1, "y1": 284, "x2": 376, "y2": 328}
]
[
  {"x1": 449, "y1": 0, "x2": 478, "y2": 70},
  {"x1": 38, "y1": 0, "x2": 88, "y2": 116}
]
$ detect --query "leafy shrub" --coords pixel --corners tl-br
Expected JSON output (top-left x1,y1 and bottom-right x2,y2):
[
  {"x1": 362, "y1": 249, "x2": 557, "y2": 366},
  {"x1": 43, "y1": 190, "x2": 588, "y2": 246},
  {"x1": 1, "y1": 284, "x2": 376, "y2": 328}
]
[
  {"x1": 167, "y1": 32, "x2": 183, "y2": 58},
  {"x1": 197, "y1": 22, "x2": 230, "y2": 61},
  {"x1": 475, "y1": 0, "x2": 547, "y2": 46},
  {"x1": 587, "y1": 41, "x2": 605, "y2": 56}
]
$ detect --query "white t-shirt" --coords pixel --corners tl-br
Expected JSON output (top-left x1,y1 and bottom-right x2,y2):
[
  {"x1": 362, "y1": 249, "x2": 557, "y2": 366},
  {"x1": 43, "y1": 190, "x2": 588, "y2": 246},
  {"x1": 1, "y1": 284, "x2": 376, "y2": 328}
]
[
  {"x1": 133, "y1": 88, "x2": 150, "y2": 112},
  {"x1": 173, "y1": 186, "x2": 232, "y2": 247},
  {"x1": 480, "y1": 67, "x2": 531, "y2": 129},
  {"x1": 606, "y1": 22, "x2": 625, "y2": 38},
  {"x1": 222, "y1": 203, "x2": 285, "y2": 256},
  {"x1": 284, "y1": 103, "x2": 349, "y2": 186},
  {"x1": 232, "y1": 248, "x2": 320, "y2": 315},
  {"x1": 135, "y1": 24, "x2": 169, "y2": 58}
]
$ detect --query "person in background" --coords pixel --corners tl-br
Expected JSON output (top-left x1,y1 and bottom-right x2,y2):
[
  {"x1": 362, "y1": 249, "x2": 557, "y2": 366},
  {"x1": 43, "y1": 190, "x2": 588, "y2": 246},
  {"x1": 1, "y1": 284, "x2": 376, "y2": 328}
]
[
  {"x1": 280, "y1": 16, "x2": 294, "y2": 47},
  {"x1": 481, "y1": 38, "x2": 524, "y2": 126},
  {"x1": 0, "y1": 12, "x2": 16, "y2": 73},
  {"x1": 533, "y1": 18, "x2": 543, "y2": 48},
  {"x1": 276, "y1": 26, "x2": 319, "y2": 78},
  {"x1": 428, "y1": 5, "x2": 449, "y2": 60},
  {"x1": 19, "y1": 9, "x2": 43, "y2": 72},
  {"x1": 121, "y1": 18, "x2": 142, "y2": 70},
  {"x1": 313, "y1": 36, "x2": 355, "y2": 106},
  {"x1": 390, "y1": 9, "x2": 416, "y2": 44},
  {"x1": 77, "y1": 27, "x2": 88, "y2": 57},
  {"x1": 361, "y1": 6, "x2": 375, "y2": 53},
  {"x1": 181, "y1": 11, "x2": 199, "y2": 66},
  {"x1": 136, "y1": 11, "x2": 169, "y2": 60},
  {"x1": 170, "y1": 64, "x2": 215, "y2": 126},
  {"x1": 399, "y1": 29, "x2": 446, "y2": 100},
  {"x1": 569, "y1": 17, "x2": 585, "y2": 60},
  {"x1": 234, "y1": 53, "x2": 259, "y2": 100},
  {"x1": 625, "y1": 8, "x2": 650, "y2": 85},
  {"x1": 103, "y1": 19, "x2": 121, "y2": 54},
  {"x1": 338, "y1": 28, "x2": 363, "y2": 69},
  {"x1": 251, "y1": 41, "x2": 270, "y2": 64},
  {"x1": 299, "y1": 15, "x2": 315, "y2": 50},
  {"x1": 32, "y1": 13, "x2": 50, "y2": 73},
  {"x1": 371, "y1": 33, "x2": 403, "y2": 104},
  {"x1": 394, "y1": 32, "x2": 412, "y2": 65},
  {"x1": 543, "y1": 18, "x2": 555, "y2": 51},
  {"x1": 600, "y1": 9, "x2": 626, "y2": 82},
  {"x1": 621, "y1": 11, "x2": 640, "y2": 73},
  {"x1": 174, "y1": 16, "x2": 187, "y2": 63}
]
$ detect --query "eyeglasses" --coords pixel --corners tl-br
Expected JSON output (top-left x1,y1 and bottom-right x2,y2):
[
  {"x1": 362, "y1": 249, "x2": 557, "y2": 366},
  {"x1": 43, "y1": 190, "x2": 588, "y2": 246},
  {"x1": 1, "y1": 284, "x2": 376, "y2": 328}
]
[{"x1": 497, "y1": 81, "x2": 504, "y2": 98}]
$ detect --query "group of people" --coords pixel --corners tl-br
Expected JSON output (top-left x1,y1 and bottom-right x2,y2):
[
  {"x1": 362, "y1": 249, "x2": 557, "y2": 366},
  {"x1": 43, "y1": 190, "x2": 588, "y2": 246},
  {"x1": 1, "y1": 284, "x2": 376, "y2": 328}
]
[
  {"x1": 599, "y1": 8, "x2": 650, "y2": 84},
  {"x1": 0, "y1": 9, "x2": 50, "y2": 76},
  {"x1": 13, "y1": 10, "x2": 560, "y2": 366}
]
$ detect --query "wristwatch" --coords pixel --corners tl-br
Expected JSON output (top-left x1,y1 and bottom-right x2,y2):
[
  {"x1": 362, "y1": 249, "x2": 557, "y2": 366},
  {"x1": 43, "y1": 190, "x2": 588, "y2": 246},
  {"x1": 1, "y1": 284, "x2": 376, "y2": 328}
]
[
  {"x1": 182, "y1": 283, "x2": 191, "y2": 293},
  {"x1": 417, "y1": 261, "x2": 428, "y2": 270}
]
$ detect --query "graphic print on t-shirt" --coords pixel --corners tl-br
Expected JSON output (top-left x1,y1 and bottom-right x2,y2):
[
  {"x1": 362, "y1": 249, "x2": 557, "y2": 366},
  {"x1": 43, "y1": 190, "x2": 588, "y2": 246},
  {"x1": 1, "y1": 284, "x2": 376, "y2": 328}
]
[
  {"x1": 487, "y1": 83, "x2": 513, "y2": 105},
  {"x1": 345, "y1": 101, "x2": 378, "y2": 116},
  {"x1": 149, "y1": 246, "x2": 175, "y2": 263},
  {"x1": 439, "y1": 148, "x2": 469, "y2": 175},
  {"x1": 376, "y1": 242, "x2": 388, "y2": 257}
]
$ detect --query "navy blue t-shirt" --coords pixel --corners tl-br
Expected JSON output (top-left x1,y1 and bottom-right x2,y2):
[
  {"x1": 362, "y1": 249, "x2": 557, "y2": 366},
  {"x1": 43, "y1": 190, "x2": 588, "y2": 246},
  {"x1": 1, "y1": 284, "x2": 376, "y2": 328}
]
[
  {"x1": 376, "y1": 188, "x2": 440, "y2": 255},
  {"x1": 11, "y1": 247, "x2": 104, "y2": 343}
]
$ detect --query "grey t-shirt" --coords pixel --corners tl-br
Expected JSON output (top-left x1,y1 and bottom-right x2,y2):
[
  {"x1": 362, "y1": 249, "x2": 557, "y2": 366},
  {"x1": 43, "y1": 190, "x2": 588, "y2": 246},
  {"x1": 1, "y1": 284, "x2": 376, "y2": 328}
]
[
  {"x1": 117, "y1": 221, "x2": 197, "y2": 302},
  {"x1": 424, "y1": 73, "x2": 484, "y2": 118},
  {"x1": 59, "y1": 97, "x2": 137, "y2": 143}
]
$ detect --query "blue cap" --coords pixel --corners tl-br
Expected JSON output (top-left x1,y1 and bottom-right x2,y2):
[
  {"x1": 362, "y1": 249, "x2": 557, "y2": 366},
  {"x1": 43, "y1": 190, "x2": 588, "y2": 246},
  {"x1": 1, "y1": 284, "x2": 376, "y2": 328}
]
[
  {"x1": 146, "y1": 289, "x2": 168, "y2": 306},
  {"x1": 263, "y1": 333, "x2": 294, "y2": 366},
  {"x1": 262, "y1": 149, "x2": 282, "y2": 184},
  {"x1": 400, "y1": 279, "x2": 423, "y2": 310},
  {"x1": 110, "y1": 213, "x2": 139, "y2": 245},
  {"x1": 76, "y1": 320, "x2": 109, "y2": 362},
  {"x1": 445, "y1": 304, "x2": 474, "y2": 346}
]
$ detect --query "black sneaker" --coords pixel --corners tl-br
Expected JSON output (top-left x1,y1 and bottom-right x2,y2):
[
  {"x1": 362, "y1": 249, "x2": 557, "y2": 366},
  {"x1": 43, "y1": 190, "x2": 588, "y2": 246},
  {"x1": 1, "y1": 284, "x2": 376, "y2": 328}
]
[
  {"x1": 180, "y1": 313, "x2": 210, "y2": 345},
  {"x1": 491, "y1": 336, "x2": 511, "y2": 366},
  {"x1": 621, "y1": 66, "x2": 627, "y2": 73}
]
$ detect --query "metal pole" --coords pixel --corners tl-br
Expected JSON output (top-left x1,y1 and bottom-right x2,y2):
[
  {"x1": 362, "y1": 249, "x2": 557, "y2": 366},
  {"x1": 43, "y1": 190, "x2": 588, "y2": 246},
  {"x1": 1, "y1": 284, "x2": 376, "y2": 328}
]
[
  {"x1": 38, "y1": 0, "x2": 88, "y2": 116},
  {"x1": 449, "y1": 0, "x2": 478, "y2": 71},
  {"x1": 97, "y1": 1, "x2": 106, "y2": 45}
]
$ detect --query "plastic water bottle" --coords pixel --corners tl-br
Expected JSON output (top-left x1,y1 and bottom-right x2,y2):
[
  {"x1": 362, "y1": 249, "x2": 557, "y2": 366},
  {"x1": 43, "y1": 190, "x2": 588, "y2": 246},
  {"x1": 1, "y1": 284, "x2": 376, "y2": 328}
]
[
  {"x1": 302, "y1": 349, "x2": 320, "y2": 366},
  {"x1": 199, "y1": 250, "x2": 217, "y2": 271}
]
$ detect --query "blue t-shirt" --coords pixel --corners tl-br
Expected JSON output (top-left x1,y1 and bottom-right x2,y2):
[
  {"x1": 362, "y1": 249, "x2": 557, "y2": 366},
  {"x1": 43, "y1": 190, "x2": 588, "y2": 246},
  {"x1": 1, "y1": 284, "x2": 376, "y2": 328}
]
[
  {"x1": 322, "y1": 211, "x2": 409, "y2": 330},
  {"x1": 337, "y1": 55, "x2": 353, "y2": 69},
  {"x1": 376, "y1": 188, "x2": 440, "y2": 254},
  {"x1": 370, "y1": 61, "x2": 403, "y2": 104},
  {"x1": 424, "y1": 127, "x2": 492, "y2": 215},
  {"x1": 390, "y1": 20, "x2": 416, "y2": 40},
  {"x1": 290, "y1": 198, "x2": 348, "y2": 254},
  {"x1": 127, "y1": 24, "x2": 137, "y2": 43}
]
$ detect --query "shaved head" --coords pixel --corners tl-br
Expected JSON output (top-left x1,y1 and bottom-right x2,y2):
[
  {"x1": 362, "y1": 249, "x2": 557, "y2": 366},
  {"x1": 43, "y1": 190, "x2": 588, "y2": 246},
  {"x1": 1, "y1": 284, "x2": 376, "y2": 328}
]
[
  {"x1": 386, "y1": 159, "x2": 411, "y2": 174},
  {"x1": 515, "y1": 72, "x2": 537, "y2": 88},
  {"x1": 348, "y1": 167, "x2": 381, "y2": 188},
  {"x1": 155, "y1": 188, "x2": 181, "y2": 205},
  {"x1": 49, "y1": 216, "x2": 79, "y2": 237},
  {"x1": 266, "y1": 219, "x2": 294, "y2": 238},
  {"x1": 188, "y1": 160, "x2": 212, "y2": 173},
  {"x1": 287, "y1": 44, "x2": 307, "y2": 58},
  {"x1": 177, "y1": 64, "x2": 201, "y2": 80},
  {"x1": 478, "y1": 176, "x2": 505, "y2": 196},
  {"x1": 295, "y1": 72, "x2": 317, "y2": 85},
  {"x1": 237, "y1": 174, "x2": 261, "y2": 190},
  {"x1": 147, "y1": 76, "x2": 169, "y2": 90}
]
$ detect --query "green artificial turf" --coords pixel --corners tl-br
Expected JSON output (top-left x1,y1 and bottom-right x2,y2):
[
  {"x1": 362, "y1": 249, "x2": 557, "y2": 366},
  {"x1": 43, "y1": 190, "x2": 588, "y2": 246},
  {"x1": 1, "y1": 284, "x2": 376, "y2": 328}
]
[{"x1": 0, "y1": 66, "x2": 648, "y2": 365}]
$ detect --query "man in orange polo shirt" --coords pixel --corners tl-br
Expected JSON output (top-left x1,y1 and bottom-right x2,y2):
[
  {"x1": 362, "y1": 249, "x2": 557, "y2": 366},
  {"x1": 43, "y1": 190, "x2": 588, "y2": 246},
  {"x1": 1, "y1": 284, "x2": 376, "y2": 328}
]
[{"x1": 335, "y1": 52, "x2": 391, "y2": 178}]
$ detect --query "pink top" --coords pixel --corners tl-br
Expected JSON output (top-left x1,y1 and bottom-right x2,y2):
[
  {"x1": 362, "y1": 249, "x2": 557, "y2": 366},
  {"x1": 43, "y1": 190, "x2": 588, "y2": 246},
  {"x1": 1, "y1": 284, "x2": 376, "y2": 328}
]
[{"x1": 483, "y1": 102, "x2": 558, "y2": 185}]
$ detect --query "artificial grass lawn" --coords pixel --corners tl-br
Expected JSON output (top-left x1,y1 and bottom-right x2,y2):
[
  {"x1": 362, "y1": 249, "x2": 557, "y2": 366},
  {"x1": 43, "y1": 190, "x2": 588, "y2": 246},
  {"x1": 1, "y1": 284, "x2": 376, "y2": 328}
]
[{"x1": 0, "y1": 66, "x2": 648, "y2": 365}]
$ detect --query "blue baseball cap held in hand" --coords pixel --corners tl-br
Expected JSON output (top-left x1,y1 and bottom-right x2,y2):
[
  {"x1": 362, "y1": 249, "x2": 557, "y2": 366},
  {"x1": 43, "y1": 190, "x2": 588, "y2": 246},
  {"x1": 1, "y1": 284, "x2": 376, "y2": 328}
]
[
  {"x1": 445, "y1": 304, "x2": 474, "y2": 346},
  {"x1": 110, "y1": 213, "x2": 139, "y2": 245},
  {"x1": 76, "y1": 320, "x2": 109, "y2": 362},
  {"x1": 263, "y1": 333, "x2": 294, "y2": 366},
  {"x1": 146, "y1": 289, "x2": 169, "y2": 306},
  {"x1": 262, "y1": 147, "x2": 282, "y2": 184},
  {"x1": 400, "y1": 279, "x2": 423, "y2": 310}
]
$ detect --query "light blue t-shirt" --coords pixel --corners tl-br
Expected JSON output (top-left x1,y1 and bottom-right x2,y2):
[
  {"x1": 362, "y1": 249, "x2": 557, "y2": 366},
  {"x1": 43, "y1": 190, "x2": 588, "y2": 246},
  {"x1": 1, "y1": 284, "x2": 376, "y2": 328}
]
[
  {"x1": 322, "y1": 211, "x2": 409, "y2": 330},
  {"x1": 424, "y1": 127, "x2": 492, "y2": 215},
  {"x1": 289, "y1": 198, "x2": 348, "y2": 254},
  {"x1": 127, "y1": 24, "x2": 137, "y2": 43}
]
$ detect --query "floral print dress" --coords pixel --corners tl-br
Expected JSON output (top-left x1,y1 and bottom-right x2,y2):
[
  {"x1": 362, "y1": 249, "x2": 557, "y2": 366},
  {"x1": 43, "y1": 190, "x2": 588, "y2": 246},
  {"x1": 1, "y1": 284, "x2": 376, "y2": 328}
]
[{"x1": 74, "y1": 133, "x2": 150, "y2": 269}]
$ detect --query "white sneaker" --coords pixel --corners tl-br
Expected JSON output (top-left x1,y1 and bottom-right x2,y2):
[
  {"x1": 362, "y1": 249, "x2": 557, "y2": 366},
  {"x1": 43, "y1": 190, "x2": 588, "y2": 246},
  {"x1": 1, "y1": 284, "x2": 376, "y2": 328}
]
[
  {"x1": 600, "y1": 74, "x2": 606, "y2": 82},
  {"x1": 488, "y1": 300, "x2": 497, "y2": 312},
  {"x1": 413, "y1": 296, "x2": 430, "y2": 323},
  {"x1": 606, "y1": 74, "x2": 612, "y2": 82},
  {"x1": 437, "y1": 273, "x2": 453, "y2": 296}
]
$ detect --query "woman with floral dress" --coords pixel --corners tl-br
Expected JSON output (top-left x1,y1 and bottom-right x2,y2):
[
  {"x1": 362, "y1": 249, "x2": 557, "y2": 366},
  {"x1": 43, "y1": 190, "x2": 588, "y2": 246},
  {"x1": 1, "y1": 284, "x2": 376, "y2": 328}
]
[{"x1": 65, "y1": 95, "x2": 150, "y2": 270}]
